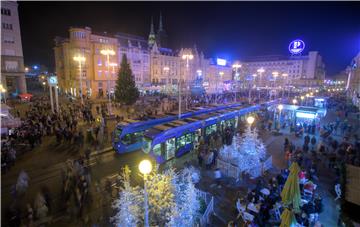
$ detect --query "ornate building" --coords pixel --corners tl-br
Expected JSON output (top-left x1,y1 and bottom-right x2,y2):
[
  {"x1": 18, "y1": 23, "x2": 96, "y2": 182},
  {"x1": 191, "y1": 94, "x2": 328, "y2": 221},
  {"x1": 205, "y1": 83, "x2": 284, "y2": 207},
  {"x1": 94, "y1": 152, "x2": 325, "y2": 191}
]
[{"x1": 54, "y1": 27, "x2": 118, "y2": 98}]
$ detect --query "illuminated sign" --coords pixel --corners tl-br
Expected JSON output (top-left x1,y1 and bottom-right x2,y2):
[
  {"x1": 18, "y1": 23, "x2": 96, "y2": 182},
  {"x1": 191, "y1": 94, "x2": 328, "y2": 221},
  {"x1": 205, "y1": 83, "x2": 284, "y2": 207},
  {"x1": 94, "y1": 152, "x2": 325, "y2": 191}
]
[
  {"x1": 216, "y1": 58, "x2": 227, "y2": 66},
  {"x1": 289, "y1": 39, "x2": 305, "y2": 55},
  {"x1": 296, "y1": 112, "x2": 316, "y2": 119},
  {"x1": 202, "y1": 82, "x2": 209, "y2": 87},
  {"x1": 48, "y1": 76, "x2": 58, "y2": 85}
]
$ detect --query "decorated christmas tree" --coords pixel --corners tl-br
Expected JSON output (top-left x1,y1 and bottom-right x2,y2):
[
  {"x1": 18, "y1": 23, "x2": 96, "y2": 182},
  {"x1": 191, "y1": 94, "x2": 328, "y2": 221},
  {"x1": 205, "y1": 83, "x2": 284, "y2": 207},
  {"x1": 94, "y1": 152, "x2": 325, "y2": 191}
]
[
  {"x1": 111, "y1": 166, "x2": 201, "y2": 226},
  {"x1": 111, "y1": 166, "x2": 143, "y2": 226},
  {"x1": 115, "y1": 54, "x2": 139, "y2": 106},
  {"x1": 169, "y1": 167, "x2": 201, "y2": 227}
]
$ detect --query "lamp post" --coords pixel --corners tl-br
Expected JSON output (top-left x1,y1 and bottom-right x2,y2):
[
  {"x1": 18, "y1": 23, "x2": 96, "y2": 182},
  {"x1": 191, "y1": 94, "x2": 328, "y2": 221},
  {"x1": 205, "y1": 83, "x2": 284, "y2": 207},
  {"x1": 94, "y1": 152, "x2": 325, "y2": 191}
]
[
  {"x1": 139, "y1": 160, "x2": 152, "y2": 227},
  {"x1": 300, "y1": 96, "x2": 305, "y2": 106},
  {"x1": 257, "y1": 68, "x2": 265, "y2": 100},
  {"x1": 0, "y1": 84, "x2": 6, "y2": 104},
  {"x1": 73, "y1": 55, "x2": 86, "y2": 105},
  {"x1": 218, "y1": 71, "x2": 224, "y2": 104},
  {"x1": 232, "y1": 63, "x2": 242, "y2": 102},
  {"x1": 272, "y1": 71, "x2": 279, "y2": 100},
  {"x1": 305, "y1": 93, "x2": 310, "y2": 106},
  {"x1": 249, "y1": 74, "x2": 257, "y2": 103},
  {"x1": 101, "y1": 49, "x2": 116, "y2": 114},
  {"x1": 181, "y1": 53, "x2": 193, "y2": 117},
  {"x1": 109, "y1": 63, "x2": 118, "y2": 100},
  {"x1": 275, "y1": 104, "x2": 283, "y2": 130},
  {"x1": 163, "y1": 66, "x2": 170, "y2": 94},
  {"x1": 281, "y1": 73, "x2": 288, "y2": 99}
]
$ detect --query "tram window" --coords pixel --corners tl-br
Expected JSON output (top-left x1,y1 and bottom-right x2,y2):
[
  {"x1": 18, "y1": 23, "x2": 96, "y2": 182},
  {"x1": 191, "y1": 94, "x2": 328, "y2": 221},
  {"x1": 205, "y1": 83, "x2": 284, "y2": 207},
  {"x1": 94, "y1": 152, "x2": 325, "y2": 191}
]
[
  {"x1": 143, "y1": 137, "x2": 152, "y2": 153},
  {"x1": 122, "y1": 132, "x2": 143, "y2": 145},
  {"x1": 205, "y1": 124, "x2": 217, "y2": 136},
  {"x1": 166, "y1": 138, "x2": 176, "y2": 152},
  {"x1": 176, "y1": 135, "x2": 187, "y2": 148},
  {"x1": 185, "y1": 133, "x2": 193, "y2": 144},
  {"x1": 113, "y1": 128, "x2": 122, "y2": 143},
  {"x1": 153, "y1": 144, "x2": 162, "y2": 156}
]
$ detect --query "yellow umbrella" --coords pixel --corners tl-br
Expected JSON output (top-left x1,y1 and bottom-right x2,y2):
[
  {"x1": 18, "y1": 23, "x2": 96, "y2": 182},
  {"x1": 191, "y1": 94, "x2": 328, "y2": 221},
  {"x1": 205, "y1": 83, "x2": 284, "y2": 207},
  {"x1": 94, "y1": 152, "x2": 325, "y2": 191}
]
[
  {"x1": 281, "y1": 162, "x2": 301, "y2": 212},
  {"x1": 280, "y1": 208, "x2": 297, "y2": 227}
]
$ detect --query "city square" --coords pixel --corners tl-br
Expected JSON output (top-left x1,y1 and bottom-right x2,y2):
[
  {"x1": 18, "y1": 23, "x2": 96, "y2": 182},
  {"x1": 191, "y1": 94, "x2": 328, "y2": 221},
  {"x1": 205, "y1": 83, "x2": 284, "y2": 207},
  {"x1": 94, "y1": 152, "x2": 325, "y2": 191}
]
[{"x1": 1, "y1": 1, "x2": 360, "y2": 227}]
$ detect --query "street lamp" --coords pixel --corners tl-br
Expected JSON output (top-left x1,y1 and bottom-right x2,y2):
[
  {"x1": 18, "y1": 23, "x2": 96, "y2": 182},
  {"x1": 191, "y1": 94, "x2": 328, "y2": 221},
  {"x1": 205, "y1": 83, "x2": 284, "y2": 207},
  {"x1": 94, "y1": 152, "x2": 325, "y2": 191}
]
[
  {"x1": 232, "y1": 63, "x2": 241, "y2": 102},
  {"x1": 109, "y1": 63, "x2": 118, "y2": 99},
  {"x1": 281, "y1": 73, "x2": 288, "y2": 98},
  {"x1": 272, "y1": 71, "x2": 279, "y2": 100},
  {"x1": 73, "y1": 55, "x2": 86, "y2": 105},
  {"x1": 276, "y1": 104, "x2": 283, "y2": 129},
  {"x1": 101, "y1": 49, "x2": 116, "y2": 113},
  {"x1": 247, "y1": 116, "x2": 255, "y2": 125},
  {"x1": 217, "y1": 71, "x2": 224, "y2": 103},
  {"x1": 139, "y1": 160, "x2": 152, "y2": 227},
  {"x1": 257, "y1": 68, "x2": 265, "y2": 99},
  {"x1": 292, "y1": 99, "x2": 297, "y2": 105},
  {"x1": 163, "y1": 66, "x2": 170, "y2": 94},
  {"x1": 249, "y1": 74, "x2": 257, "y2": 103},
  {"x1": 300, "y1": 96, "x2": 305, "y2": 105},
  {"x1": 180, "y1": 53, "x2": 194, "y2": 118}
]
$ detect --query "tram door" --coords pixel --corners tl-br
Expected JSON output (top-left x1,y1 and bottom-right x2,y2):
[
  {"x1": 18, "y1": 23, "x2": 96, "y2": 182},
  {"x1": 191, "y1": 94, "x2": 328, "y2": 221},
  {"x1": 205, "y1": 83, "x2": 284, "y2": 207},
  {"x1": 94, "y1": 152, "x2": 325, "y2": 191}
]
[{"x1": 165, "y1": 138, "x2": 176, "y2": 160}]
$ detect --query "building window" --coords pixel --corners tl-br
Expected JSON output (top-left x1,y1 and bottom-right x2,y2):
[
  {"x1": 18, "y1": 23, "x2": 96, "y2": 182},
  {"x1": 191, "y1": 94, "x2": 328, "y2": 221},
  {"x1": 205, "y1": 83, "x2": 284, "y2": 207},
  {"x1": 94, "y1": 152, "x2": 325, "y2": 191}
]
[
  {"x1": 73, "y1": 31, "x2": 85, "y2": 39},
  {"x1": 2, "y1": 23, "x2": 13, "y2": 30},
  {"x1": 97, "y1": 58, "x2": 102, "y2": 66},
  {"x1": 4, "y1": 49, "x2": 15, "y2": 56},
  {"x1": 1, "y1": 8, "x2": 11, "y2": 16},
  {"x1": 5, "y1": 61, "x2": 18, "y2": 71},
  {"x1": 3, "y1": 35, "x2": 15, "y2": 43},
  {"x1": 98, "y1": 82, "x2": 103, "y2": 88},
  {"x1": 98, "y1": 71, "x2": 102, "y2": 77}
]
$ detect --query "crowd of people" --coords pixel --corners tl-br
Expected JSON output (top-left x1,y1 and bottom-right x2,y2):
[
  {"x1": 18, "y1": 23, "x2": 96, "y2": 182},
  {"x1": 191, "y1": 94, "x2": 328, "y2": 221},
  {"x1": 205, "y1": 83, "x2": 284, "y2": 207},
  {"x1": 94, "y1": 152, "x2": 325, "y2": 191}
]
[
  {"x1": 225, "y1": 95, "x2": 359, "y2": 227},
  {"x1": 2, "y1": 94, "x2": 111, "y2": 226}
]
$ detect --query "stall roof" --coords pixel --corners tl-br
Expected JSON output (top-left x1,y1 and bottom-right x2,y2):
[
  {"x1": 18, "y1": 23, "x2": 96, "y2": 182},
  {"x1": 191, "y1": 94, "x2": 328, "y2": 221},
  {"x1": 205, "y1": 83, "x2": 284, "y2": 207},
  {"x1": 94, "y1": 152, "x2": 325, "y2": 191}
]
[{"x1": 296, "y1": 106, "x2": 320, "y2": 113}]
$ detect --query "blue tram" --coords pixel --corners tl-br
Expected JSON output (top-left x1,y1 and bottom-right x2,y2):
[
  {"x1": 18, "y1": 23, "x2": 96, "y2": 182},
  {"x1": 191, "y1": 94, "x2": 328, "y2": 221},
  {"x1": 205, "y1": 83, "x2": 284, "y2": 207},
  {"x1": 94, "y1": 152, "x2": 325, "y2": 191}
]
[
  {"x1": 142, "y1": 101, "x2": 278, "y2": 164},
  {"x1": 112, "y1": 103, "x2": 245, "y2": 153}
]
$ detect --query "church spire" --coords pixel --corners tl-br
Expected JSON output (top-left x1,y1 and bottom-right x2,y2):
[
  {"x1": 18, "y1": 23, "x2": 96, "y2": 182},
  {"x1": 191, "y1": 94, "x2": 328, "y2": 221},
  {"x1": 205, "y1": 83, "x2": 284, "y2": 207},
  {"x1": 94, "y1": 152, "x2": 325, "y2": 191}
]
[
  {"x1": 150, "y1": 16, "x2": 155, "y2": 35},
  {"x1": 148, "y1": 16, "x2": 156, "y2": 48},
  {"x1": 159, "y1": 12, "x2": 163, "y2": 31}
]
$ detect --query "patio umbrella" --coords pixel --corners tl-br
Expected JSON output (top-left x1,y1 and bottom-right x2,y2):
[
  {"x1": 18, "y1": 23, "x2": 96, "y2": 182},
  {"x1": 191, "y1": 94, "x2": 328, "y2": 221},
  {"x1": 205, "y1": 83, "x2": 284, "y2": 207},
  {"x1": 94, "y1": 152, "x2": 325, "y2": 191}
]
[
  {"x1": 281, "y1": 162, "x2": 301, "y2": 213},
  {"x1": 280, "y1": 208, "x2": 297, "y2": 227}
]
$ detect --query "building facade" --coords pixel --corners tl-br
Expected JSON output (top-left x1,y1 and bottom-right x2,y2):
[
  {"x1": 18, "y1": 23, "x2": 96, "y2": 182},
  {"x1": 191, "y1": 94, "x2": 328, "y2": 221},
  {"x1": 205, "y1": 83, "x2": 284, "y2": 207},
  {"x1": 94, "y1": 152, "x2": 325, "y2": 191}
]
[
  {"x1": 346, "y1": 52, "x2": 360, "y2": 109},
  {"x1": 116, "y1": 32, "x2": 151, "y2": 88},
  {"x1": 1, "y1": 1, "x2": 27, "y2": 95},
  {"x1": 54, "y1": 27, "x2": 118, "y2": 98},
  {"x1": 241, "y1": 51, "x2": 325, "y2": 88},
  {"x1": 204, "y1": 59, "x2": 233, "y2": 94}
]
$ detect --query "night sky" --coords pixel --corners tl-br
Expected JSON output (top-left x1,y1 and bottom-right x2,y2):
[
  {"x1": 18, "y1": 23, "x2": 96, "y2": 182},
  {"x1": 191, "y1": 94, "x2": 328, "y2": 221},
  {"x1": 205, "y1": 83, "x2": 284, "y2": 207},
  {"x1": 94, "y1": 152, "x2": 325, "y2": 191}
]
[{"x1": 18, "y1": 1, "x2": 360, "y2": 76}]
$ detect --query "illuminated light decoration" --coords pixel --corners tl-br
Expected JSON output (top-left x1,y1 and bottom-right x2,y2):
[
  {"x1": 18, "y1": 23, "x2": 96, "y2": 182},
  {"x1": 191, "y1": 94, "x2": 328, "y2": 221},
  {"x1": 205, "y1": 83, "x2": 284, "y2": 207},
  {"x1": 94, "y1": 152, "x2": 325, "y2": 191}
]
[
  {"x1": 216, "y1": 58, "x2": 227, "y2": 66},
  {"x1": 196, "y1": 70, "x2": 202, "y2": 76},
  {"x1": 288, "y1": 39, "x2": 305, "y2": 55},
  {"x1": 202, "y1": 82, "x2": 209, "y2": 87},
  {"x1": 296, "y1": 112, "x2": 316, "y2": 119},
  {"x1": 33, "y1": 65, "x2": 39, "y2": 70}
]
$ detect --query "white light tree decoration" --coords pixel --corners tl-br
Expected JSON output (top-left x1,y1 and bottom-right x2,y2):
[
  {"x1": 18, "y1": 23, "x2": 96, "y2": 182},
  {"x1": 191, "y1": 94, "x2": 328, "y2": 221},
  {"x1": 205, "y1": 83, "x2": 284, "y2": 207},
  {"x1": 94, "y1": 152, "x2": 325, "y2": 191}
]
[
  {"x1": 111, "y1": 166, "x2": 143, "y2": 227},
  {"x1": 219, "y1": 126, "x2": 266, "y2": 178},
  {"x1": 168, "y1": 167, "x2": 201, "y2": 227},
  {"x1": 111, "y1": 166, "x2": 201, "y2": 226}
]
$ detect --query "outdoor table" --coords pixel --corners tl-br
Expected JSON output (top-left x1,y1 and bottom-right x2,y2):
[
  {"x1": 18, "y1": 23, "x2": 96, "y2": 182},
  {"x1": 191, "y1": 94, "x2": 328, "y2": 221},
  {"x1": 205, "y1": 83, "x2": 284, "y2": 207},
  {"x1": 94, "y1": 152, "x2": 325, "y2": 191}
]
[
  {"x1": 260, "y1": 188, "x2": 270, "y2": 196},
  {"x1": 247, "y1": 202, "x2": 260, "y2": 213}
]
